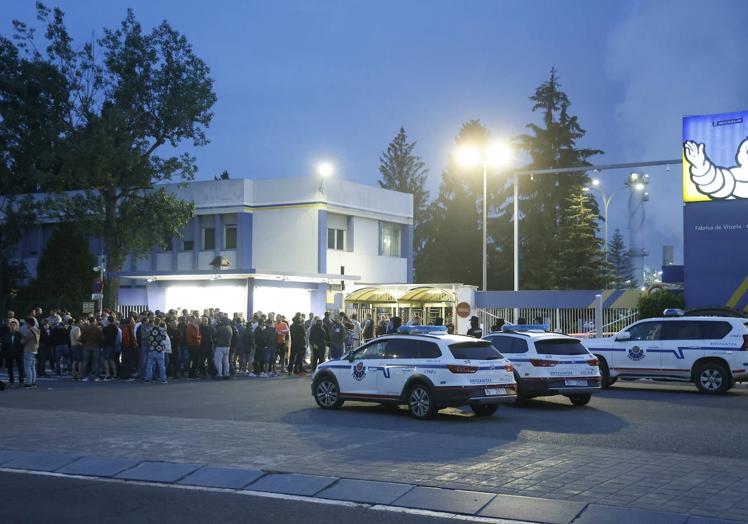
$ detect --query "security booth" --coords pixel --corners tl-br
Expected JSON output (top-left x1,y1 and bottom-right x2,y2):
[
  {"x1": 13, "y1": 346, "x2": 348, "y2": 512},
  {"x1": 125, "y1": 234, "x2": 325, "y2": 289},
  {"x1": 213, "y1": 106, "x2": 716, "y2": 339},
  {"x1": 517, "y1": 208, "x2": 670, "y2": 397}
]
[{"x1": 344, "y1": 284, "x2": 477, "y2": 334}]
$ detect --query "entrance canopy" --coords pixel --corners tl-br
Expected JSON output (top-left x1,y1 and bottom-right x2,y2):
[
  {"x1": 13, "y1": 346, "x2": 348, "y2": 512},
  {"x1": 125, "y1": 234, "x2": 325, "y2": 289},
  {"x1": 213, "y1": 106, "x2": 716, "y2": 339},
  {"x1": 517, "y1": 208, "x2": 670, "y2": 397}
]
[{"x1": 345, "y1": 284, "x2": 458, "y2": 304}]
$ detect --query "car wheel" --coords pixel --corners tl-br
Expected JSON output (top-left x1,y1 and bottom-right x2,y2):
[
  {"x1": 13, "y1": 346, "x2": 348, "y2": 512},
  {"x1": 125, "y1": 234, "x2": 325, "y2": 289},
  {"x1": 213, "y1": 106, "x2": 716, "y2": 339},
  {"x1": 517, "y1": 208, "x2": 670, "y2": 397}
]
[
  {"x1": 470, "y1": 403, "x2": 499, "y2": 417},
  {"x1": 598, "y1": 357, "x2": 613, "y2": 389},
  {"x1": 313, "y1": 376, "x2": 344, "y2": 409},
  {"x1": 694, "y1": 362, "x2": 731, "y2": 394},
  {"x1": 568, "y1": 393, "x2": 592, "y2": 406},
  {"x1": 406, "y1": 382, "x2": 437, "y2": 420}
]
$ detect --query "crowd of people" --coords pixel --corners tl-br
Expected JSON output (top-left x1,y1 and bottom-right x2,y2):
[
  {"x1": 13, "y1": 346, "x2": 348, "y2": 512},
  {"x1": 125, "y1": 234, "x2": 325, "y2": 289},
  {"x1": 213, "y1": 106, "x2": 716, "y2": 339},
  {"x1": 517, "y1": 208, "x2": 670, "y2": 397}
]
[{"x1": 0, "y1": 306, "x2": 458, "y2": 390}]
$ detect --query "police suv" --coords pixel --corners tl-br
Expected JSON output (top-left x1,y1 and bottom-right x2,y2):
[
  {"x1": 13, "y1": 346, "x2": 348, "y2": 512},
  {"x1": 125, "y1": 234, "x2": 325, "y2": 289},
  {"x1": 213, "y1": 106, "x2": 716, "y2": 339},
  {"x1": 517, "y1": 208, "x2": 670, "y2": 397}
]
[
  {"x1": 583, "y1": 311, "x2": 748, "y2": 394},
  {"x1": 484, "y1": 325, "x2": 601, "y2": 406},
  {"x1": 311, "y1": 326, "x2": 517, "y2": 419}
]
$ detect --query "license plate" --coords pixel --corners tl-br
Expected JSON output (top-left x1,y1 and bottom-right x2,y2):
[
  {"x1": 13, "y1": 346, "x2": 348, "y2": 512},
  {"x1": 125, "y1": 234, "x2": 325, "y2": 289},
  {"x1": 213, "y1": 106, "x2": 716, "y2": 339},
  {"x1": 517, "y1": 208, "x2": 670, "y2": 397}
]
[
  {"x1": 484, "y1": 388, "x2": 506, "y2": 396},
  {"x1": 565, "y1": 380, "x2": 587, "y2": 387}
]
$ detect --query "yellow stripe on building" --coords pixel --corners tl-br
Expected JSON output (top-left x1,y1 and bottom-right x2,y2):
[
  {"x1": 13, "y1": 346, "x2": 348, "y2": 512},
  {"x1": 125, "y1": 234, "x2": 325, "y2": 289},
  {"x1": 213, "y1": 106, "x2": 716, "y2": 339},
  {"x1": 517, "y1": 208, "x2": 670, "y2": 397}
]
[{"x1": 726, "y1": 276, "x2": 748, "y2": 308}]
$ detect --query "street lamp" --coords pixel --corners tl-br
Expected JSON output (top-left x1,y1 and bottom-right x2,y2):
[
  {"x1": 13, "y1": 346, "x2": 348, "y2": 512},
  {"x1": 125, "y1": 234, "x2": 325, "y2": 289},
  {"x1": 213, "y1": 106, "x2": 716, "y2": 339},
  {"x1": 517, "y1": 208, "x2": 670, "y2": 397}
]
[
  {"x1": 583, "y1": 178, "x2": 620, "y2": 260},
  {"x1": 455, "y1": 141, "x2": 512, "y2": 292},
  {"x1": 317, "y1": 161, "x2": 334, "y2": 193}
]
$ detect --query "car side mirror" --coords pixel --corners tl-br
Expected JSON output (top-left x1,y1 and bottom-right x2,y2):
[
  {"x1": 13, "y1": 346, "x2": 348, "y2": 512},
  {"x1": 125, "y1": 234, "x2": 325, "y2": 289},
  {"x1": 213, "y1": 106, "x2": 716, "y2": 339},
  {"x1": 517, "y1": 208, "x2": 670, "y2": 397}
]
[{"x1": 615, "y1": 332, "x2": 631, "y2": 342}]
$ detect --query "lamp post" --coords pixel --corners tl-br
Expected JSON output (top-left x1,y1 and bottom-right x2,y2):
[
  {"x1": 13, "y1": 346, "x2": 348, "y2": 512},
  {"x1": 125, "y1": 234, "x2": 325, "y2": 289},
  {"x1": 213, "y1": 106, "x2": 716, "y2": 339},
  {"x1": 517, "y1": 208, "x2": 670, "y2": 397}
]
[
  {"x1": 583, "y1": 178, "x2": 617, "y2": 260},
  {"x1": 455, "y1": 142, "x2": 512, "y2": 292},
  {"x1": 317, "y1": 161, "x2": 334, "y2": 193}
]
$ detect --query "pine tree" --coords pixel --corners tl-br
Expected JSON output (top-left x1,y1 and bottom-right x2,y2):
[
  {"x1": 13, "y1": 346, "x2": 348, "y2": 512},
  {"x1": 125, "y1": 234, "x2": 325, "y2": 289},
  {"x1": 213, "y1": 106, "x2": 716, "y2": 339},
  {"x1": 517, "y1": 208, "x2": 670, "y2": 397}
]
[
  {"x1": 378, "y1": 127, "x2": 430, "y2": 276},
  {"x1": 416, "y1": 121, "x2": 488, "y2": 285},
  {"x1": 554, "y1": 191, "x2": 608, "y2": 289},
  {"x1": 608, "y1": 229, "x2": 634, "y2": 288},
  {"x1": 496, "y1": 68, "x2": 603, "y2": 289}
]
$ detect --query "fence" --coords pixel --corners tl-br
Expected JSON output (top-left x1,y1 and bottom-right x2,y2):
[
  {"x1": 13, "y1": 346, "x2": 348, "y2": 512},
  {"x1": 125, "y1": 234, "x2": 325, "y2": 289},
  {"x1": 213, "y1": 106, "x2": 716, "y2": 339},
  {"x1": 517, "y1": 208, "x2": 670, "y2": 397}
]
[
  {"x1": 475, "y1": 306, "x2": 638, "y2": 338},
  {"x1": 119, "y1": 304, "x2": 149, "y2": 318}
]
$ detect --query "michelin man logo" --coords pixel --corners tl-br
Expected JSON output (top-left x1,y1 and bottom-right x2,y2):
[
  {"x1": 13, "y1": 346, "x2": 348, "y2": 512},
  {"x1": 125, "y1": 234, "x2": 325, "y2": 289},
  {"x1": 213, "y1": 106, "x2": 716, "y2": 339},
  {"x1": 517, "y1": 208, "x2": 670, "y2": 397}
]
[{"x1": 684, "y1": 137, "x2": 748, "y2": 200}]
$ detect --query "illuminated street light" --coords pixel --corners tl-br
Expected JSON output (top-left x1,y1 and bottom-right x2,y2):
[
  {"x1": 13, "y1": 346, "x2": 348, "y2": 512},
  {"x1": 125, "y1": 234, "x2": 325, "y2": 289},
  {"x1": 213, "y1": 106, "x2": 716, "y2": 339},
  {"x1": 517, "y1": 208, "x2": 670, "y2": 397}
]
[
  {"x1": 453, "y1": 141, "x2": 513, "y2": 292},
  {"x1": 634, "y1": 182, "x2": 645, "y2": 191},
  {"x1": 317, "y1": 162, "x2": 334, "y2": 177}
]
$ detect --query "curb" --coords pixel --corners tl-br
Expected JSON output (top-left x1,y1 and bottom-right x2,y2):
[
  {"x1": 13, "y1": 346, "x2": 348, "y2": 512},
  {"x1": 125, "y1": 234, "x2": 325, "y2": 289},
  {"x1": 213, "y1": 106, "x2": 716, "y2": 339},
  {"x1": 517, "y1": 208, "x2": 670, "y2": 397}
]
[{"x1": 0, "y1": 450, "x2": 743, "y2": 524}]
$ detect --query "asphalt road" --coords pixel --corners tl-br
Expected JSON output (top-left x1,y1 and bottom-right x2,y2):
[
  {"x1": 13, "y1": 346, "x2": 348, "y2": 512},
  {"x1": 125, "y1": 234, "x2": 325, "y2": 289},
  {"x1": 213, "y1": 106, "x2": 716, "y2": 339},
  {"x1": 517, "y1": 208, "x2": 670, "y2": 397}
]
[
  {"x1": 2, "y1": 374, "x2": 747, "y2": 458},
  {"x1": 0, "y1": 471, "x2": 456, "y2": 524}
]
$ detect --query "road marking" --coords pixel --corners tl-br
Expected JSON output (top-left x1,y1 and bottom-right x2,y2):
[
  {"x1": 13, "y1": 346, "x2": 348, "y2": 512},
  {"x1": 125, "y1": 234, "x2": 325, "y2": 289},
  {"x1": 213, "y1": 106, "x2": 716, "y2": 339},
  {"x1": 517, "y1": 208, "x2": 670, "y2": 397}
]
[{"x1": 0, "y1": 467, "x2": 536, "y2": 523}]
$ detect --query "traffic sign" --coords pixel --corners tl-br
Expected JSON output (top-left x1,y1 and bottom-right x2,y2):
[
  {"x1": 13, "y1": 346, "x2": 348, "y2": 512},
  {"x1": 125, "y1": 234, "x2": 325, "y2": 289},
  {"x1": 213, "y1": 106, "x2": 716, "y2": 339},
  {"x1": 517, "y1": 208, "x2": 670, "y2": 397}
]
[
  {"x1": 91, "y1": 293, "x2": 103, "y2": 301},
  {"x1": 82, "y1": 302, "x2": 95, "y2": 314},
  {"x1": 456, "y1": 302, "x2": 471, "y2": 318}
]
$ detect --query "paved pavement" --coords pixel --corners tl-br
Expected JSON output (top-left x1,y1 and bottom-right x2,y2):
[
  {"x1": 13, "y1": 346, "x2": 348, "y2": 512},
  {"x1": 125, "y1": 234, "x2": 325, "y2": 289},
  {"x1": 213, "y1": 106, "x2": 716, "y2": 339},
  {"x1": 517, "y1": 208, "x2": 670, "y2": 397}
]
[
  {"x1": 0, "y1": 471, "x2": 460, "y2": 524},
  {"x1": 0, "y1": 373, "x2": 747, "y2": 522}
]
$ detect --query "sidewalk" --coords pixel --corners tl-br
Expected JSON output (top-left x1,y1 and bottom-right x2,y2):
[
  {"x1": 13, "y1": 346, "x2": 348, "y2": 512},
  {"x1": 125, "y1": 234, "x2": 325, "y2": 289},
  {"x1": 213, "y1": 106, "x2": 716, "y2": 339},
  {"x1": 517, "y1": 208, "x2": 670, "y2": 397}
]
[{"x1": 0, "y1": 404, "x2": 746, "y2": 522}]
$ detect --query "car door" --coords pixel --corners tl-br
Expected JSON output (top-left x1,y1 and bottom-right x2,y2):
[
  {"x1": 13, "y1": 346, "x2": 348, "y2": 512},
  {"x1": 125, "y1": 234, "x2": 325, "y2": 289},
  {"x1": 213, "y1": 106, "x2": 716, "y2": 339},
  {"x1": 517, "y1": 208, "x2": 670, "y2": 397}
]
[
  {"x1": 338, "y1": 340, "x2": 385, "y2": 396},
  {"x1": 378, "y1": 338, "x2": 419, "y2": 397},
  {"x1": 657, "y1": 320, "x2": 702, "y2": 378},
  {"x1": 485, "y1": 334, "x2": 529, "y2": 377},
  {"x1": 612, "y1": 320, "x2": 664, "y2": 375}
]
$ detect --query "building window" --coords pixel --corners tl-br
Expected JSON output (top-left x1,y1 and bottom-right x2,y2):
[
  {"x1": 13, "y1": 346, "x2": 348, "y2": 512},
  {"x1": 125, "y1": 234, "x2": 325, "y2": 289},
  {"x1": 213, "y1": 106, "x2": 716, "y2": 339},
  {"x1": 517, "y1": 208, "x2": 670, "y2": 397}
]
[
  {"x1": 182, "y1": 240, "x2": 194, "y2": 251},
  {"x1": 328, "y1": 228, "x2": 345, "y2": 250},
  {"x1": 381, "y1": 224, "x2": 401, "y2": 257},
  {"x1": 203, "y1": 228, "x2": 215, "y2": 251},
  {"x1": 224, "y1": 225, "x2": 237, "y2": 249}
]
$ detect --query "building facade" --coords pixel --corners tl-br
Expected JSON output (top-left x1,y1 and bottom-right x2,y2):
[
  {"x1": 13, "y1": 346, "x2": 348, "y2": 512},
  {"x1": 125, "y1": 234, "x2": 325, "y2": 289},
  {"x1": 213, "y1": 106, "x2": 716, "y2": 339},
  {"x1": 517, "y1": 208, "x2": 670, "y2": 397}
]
[{"x1": 13, "y1": 175, "x2": 413, "y2": 316}]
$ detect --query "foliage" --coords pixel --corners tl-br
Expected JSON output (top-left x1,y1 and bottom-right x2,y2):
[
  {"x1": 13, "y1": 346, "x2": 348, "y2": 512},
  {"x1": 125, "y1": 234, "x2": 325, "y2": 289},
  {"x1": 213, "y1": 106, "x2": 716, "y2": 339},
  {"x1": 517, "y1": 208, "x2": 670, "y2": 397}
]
[
  {"x1": 0, "y1": 3, "x2": 216, "y2": 307},
  {"x1": 493, "y1": 68, "x2": 604, "y2": 289},
  {"x1": 608, "y1": 229, "x2": 633, "y2": 288},
  {"x1": 553, "y1": 191, "x2": 609, "y2": 289},
  {"x1": 20, "y1": 227, "x2": 97, "y2": 305},
  {"x1": 214, "y1": 170, "x2": 230, "y2": 180},
  {"x1": 417, "y1": 121, "x2": 488, "y2": 286},
  {"x1": 637, "y1": 291, "x2": 685, "y2": 319},
  {"x1": 378, "y1": 127, "x2": 429, "y2": 278}
]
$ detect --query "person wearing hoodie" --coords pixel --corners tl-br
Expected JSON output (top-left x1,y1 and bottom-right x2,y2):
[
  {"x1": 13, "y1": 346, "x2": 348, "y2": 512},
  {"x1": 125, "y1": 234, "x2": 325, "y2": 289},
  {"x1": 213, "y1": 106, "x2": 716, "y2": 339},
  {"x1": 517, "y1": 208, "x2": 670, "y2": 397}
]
[
  {"x1": 49, "y1": 316, "x2": 71, "y2": 376},
  {"x1": 22, "y1": 317, "x2": 40, "y2": 388},
  {"x1": 213, "y1": 317, "x2": 233, "y2": 379}
]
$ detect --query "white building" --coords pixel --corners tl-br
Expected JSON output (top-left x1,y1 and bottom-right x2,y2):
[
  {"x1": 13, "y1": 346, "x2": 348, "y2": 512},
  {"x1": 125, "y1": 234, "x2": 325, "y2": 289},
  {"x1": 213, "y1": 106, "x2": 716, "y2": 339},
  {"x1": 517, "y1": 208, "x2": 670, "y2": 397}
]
[{"x1": 113, "y1": 175, "x2": 413, "y2": 316}]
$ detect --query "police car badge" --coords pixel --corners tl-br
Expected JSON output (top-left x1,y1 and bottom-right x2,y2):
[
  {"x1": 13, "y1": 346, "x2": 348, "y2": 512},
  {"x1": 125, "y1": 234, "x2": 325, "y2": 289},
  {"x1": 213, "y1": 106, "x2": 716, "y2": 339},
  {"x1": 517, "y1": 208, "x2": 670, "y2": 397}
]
[
  {"x1": 627, "y1": 346, "x2": 645, "y2": 361},
  {"x1": 352, "y1": 361, "x2": 367, "y2": 381}
]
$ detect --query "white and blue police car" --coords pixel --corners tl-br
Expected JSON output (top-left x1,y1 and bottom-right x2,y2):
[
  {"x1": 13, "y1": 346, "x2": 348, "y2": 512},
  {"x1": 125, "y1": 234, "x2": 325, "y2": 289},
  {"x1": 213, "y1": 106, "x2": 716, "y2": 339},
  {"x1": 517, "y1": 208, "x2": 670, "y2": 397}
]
[
  {"x1": 483, "y1": 324, "x2": 601, "y2": 406},
  {"x1": 584, "y1": 310, "x2": 748, "y2": 394},
  {"x1": 311, "y1": 326, "x2": 517, "y2": 419}
]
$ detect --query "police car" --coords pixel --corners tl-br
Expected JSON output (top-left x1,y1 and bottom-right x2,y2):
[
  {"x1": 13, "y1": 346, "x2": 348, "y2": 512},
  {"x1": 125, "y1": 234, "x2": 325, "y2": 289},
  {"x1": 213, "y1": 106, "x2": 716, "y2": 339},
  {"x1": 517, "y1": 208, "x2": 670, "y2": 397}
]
[
  {"x1": 311, "y1": 326, "x2": 517, "y2": 419},
  {"x1": 584, "y1": 311, "x2": 748, "y2": 394},
  {"x1": 483, "y1": 324, "x2": 601, "y2": 406}
]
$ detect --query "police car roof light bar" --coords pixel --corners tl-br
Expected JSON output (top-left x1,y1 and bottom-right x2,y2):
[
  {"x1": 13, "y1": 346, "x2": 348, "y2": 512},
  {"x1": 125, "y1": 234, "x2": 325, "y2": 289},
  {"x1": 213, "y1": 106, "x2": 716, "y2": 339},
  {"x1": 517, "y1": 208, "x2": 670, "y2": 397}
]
[
  {"x1": 397, "y1": 325, "x2": 449, "y2": 335},
  {"x1": 501, "y1": 323, "x2": 550, "y2": 333},
  {"x1": 663, "y1": 308, "x2": 685, "y2": 317}
]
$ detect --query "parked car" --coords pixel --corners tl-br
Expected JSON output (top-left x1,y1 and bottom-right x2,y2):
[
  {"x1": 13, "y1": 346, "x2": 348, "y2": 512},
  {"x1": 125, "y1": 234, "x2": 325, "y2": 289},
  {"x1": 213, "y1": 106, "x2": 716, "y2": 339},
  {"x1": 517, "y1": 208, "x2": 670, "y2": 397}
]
[
  {"x1": 584, "y1": 312, "x2": 748, "y2": 394},
  {"x1": 311, "y1": 326, "x2": 517, "y2": 419},
  {"x1": 484, "y1": 325, "x2": 601, "y2": 406}
]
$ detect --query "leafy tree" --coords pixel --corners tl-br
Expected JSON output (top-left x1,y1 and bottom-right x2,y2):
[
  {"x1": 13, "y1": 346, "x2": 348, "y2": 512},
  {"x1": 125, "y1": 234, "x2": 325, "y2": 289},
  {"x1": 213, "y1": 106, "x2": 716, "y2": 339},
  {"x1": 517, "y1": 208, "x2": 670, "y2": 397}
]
[
  {"x1": 497, "y1": 68, "x2": 603, "y2": 289},
  {"x1": 21, "y1": 227, "x2": 97, "y2": 306},
  {"x1": 214, "y1": 170, "x2": 230, "y2": 180},
  {"x1": 378, "y1": 127, "x2": 429, "y2": 277},
  {"x1": 0, "y1": 4, "x2": 216, "y2": 308},
  {"x1": 554, "y1": 191, "x2": 608, "y2": 289},
  {"x1": 608, "y1": 229, "x2": 633, "y2": 288},
  {"x1": 417, "y1": 121, "x2": 488, "y2": 286},
  {"x1": 638, "y1": 290, "x2": 684, "y2": 319}
]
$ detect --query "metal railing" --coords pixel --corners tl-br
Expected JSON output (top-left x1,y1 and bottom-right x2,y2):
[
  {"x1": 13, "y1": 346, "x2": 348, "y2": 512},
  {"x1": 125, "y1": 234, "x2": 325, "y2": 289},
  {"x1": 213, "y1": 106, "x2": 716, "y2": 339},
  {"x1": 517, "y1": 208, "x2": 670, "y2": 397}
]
[{"x1": 475, "y1": 307, "x2": 638, "y2": 338}]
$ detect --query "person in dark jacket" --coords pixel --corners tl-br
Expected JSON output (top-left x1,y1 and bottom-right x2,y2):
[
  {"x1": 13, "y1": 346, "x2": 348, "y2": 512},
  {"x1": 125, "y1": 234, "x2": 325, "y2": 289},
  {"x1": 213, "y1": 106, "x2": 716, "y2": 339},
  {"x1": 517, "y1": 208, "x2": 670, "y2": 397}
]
[
  {"x1": 198, "y1": 316, "x2": 214, "y2": 379},
  {"x1": 288, "y1": 316, "x2": 306, "y2": 375},
  {"x1": 1, "y1": 319, "x2": 24, "y2": 387},
  {"x1": 466, "y1": 316, "x2": 483, "y2": 338},
  {"x1": 261, "y1": 318, "x2": 277, "y2": 377},
  {"x1": 309, "y1": 318, "x2": 327, "y2": 370},
  {"x1": 49, "y1": 317, "x2": 71, "y2": 376},
  {"x1": 102, "y1": 317, "x2": 119, "y2": 380}
]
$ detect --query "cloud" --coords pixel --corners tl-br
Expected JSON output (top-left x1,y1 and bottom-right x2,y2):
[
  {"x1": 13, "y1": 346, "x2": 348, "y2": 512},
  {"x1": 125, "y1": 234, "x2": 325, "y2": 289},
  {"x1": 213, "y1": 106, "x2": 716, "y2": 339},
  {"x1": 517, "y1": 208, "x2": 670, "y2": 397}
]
[{"x1": 605, "y1": 0, "x2": 748, "y2": 264}]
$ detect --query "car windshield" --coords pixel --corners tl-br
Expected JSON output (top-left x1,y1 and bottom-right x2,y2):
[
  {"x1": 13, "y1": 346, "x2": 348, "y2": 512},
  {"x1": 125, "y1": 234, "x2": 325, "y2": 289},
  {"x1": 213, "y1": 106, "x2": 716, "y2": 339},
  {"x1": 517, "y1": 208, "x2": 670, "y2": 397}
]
[
  {"x1": 534, "y1": 339, "x2": 589, "y2": 356},
  {"x1": 449, "y1": 341, "x2": 503, "y2": 360}
]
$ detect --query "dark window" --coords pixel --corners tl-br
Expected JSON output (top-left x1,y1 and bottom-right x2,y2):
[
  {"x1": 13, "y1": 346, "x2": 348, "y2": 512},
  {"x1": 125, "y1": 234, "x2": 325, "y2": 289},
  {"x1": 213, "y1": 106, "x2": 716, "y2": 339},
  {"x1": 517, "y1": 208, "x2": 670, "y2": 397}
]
[
  {"x1": 353, "y1": 341, "x2": 386, "y2": 359},
  {"x1": 225, "y1": 226, "x2": 237, "y2": 249},
  {"x1": 384, "y1": 339, "x2": 419, "y2": 359},
  {"x1": 449, "y1": 341, "x2": 503, "y2": 360},
  {"x1": 511, "y1": 338, "x2": 529, "y2": 354},
  {"x1": 328, "y1": 228, "x2": 345, "y2": 250},
  {"x1": 182, "y1": 240, "x2": 194, "y2": 251},
  {"x1": 660, "y1": 321, "x2": 699, "y2": 341},
  {"x1": 417, "y1": 340, "x2": 442, "y2": 358},
  {"x1": 203, "y1": 228, "x2": 215, "y2": 250},
  {"x1": 626, "y1": 321, "x2": 663, "y2": 341},
  {"x1": 485, "y1": 335, "x2": 514, "y2": 353},
  {"x1": 696, "y1": 321, "x2": 732, "y2": 339},
  {"x1": 534, "y1": 338, "x2": 589, "y2": 355}
]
